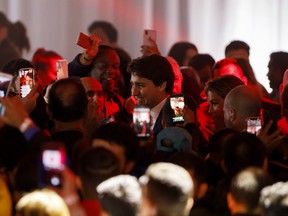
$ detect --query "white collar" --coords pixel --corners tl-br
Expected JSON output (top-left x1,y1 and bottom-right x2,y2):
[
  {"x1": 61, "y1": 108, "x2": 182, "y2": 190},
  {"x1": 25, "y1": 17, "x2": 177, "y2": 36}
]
[{"x1": 150, "y1": 97, "x2": 168, "y2": 129}]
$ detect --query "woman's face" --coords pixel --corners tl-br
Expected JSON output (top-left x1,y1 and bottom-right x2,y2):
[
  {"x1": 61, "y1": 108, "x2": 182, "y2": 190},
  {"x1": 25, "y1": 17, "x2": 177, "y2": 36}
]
[
  {"x1": 207, "y1": 90, "x2": 226, "y2": 131},
  {"x1": 91, "y1": 49, "x2": 120, "y2": 91}
]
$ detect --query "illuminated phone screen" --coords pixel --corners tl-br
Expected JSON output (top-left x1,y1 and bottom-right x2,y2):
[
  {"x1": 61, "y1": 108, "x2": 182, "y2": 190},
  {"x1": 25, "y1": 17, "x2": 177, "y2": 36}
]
[
  {"x1": 133, "y1": 106, "x2": 151, "y2": 138},
  {"x1": 246, "y1": 117, "x2": 262, "y2": 134},
  {"x1": 19, "y1": 68, "x2": 35, "y2": 98},
  {"x1": 42, "y1": 150, "x2": 66, "y2": 170},
  {"x1": 170, "y1": 96, "x2": 185, "y2": 122}
]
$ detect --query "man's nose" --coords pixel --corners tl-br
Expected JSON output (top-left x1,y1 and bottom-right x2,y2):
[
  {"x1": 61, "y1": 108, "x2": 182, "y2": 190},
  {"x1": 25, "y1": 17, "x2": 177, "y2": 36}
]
[{"x1": 131, "y1": 85, "x2": 139, "y2": 96}]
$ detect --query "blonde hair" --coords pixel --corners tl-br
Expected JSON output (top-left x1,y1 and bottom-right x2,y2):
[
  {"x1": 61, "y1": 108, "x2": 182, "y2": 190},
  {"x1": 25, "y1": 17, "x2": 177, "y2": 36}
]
[{"x1": 16, "y1": 189, "x2": 70, "y2": 216}]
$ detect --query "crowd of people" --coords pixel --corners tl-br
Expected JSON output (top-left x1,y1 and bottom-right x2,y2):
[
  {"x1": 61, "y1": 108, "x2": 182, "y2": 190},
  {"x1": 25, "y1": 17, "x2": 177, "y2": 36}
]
[{"x1": 1, "y1": 11, "x2": 288, "y2": 216}]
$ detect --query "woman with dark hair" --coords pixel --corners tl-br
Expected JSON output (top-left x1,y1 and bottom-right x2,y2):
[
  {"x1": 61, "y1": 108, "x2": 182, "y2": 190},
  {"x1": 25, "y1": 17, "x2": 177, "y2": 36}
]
[{"x1": 204, "y1": 75, "x2": 244, "y2": 132}]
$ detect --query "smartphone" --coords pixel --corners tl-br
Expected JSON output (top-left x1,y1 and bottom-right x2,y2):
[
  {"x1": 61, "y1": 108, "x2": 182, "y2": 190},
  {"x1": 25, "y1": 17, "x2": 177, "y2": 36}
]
[
  {"x1": 246, "y1": 117, "x2": 262, "y2": 134},
  {"x1": 133, "y1": 105, "x2": 151, "y2": 138},
  {"x1": 0, "y1": 72, "x2": 13, "y2": 115},
  {"x1": 143, "y1": 29, "x2": 157, "y2": 46},
  {"x1": 56, "y1": 59, "x2": 68, "y2": 80},
  {"x1": 170, "y1": 94, "x2": 185, "y2": 123},
  {"x1": 39, "y1": 143, "x2": 66, "y2": 188},
  {"x1": 19, "y1": 68, "x2": 35, "y2": 98},
  {"x1": 76, "y1": 32, "x2": 92, "y2": 50}
]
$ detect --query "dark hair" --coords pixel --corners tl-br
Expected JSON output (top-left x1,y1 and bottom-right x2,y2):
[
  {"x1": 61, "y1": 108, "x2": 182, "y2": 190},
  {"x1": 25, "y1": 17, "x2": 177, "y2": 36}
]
[
  {"x1": 93, "y1": 45, "x2": 117, "y2": 62},
  {"x1": 92, "y1": 122, "x2": 139, "y2": 162},
  {"x1": 225, "y1": 40, "x2": 250, "y2": 56},
  {"x1": 9, "y1": 21, "x2": 30, "y2": 53},
  {"x1": 168, "y1": 152, "x2": 207, "y2": 185},
  {"x1": 2, "y1": 58, "x2": 34, "y2": 76},
  {"x1": 48, "y1": 78, "x2": 88, "y2": 122},
  {"x1": 128, "y1": 54, "x2": 175, "y2": 94},
  {"x1": 88, "y1": 21, "x2": 118, "y2": 43},
  {"x1": 168, "y1": 42, "x2": 198, "y2": 66},
  {"x1": 188, "y1": 54, "x2": 215, "y2": 71},
  {"x1": 269, "y1": 51, "x2": 288, "y2": 75},
  {"x1": 230, "y1": 167, "x2": 272, "y2": 212},
  {"x1": 77, "y1": 147, "x2": 121, "y2": 199},
  {"x1": 205, "y1": 75, "x2": 244, "y2": 99},
  {"x1": 222, "y1": 132, "x2": 267, "y2": 177},
  {"x1": 0, "y1": 11, "x2": 10, "y2": 27}
]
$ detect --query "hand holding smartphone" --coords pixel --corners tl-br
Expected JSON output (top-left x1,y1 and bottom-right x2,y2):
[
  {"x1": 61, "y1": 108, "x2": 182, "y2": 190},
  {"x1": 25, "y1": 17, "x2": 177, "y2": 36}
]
[
  {"x1": 143, "y1": 29, "x2": 157, "y2": 46},
  {"x1": 76, "y1": 32, "x2": 93, "y2": 50},
  {"x1": 19, "y1": 68, "x2": 35, "y2": 98},
  {"x1": 133, "y1": 105, "x2": 151, "y2": 139},
  {"x1": 246, "y1": 117, "x2": 262, "y2": 135},
  {"x1": 56, "y1": 60, "x2": 68, "y2": 80},
  {"x1": 170, "y1": 94, "x2": 185, "y2": 124},
  {"x1": 39, "y1": 143, "x2": 66, "y2": 188}
]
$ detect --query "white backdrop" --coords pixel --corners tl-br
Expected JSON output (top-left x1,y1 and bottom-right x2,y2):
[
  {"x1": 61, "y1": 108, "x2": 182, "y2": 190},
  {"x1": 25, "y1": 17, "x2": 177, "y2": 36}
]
[{"x1": 1, "y1": 0, "x2": 288, "y2": 92}]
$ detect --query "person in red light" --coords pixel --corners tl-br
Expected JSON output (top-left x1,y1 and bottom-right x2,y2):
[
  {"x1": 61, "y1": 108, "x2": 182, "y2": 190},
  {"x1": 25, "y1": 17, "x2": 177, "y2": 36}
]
[
  {"x1": 277, "y1": 70, "x2": 288, "y2": 136},
  {"x1": 32, "y1": 48, "x2": 64, "y2": 88},
  {"x1": 68, "y1": 35, "x2": 125, "y2": 117},
  {"x1": 211, "y1": 58, "x2": 248, "y2": 85}
]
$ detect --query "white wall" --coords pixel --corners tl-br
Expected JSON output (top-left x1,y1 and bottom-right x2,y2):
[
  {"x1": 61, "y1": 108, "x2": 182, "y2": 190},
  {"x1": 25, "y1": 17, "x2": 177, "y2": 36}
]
[{"x1": 1, "y1": 0, "x2": 288, "y2": 92}]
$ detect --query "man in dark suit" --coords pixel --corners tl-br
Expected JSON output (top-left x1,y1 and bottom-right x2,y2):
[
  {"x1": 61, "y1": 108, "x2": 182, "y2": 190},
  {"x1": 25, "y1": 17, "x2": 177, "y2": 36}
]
[{"x1": 128, "y1": 54, "x2": 175, "y2": 136}]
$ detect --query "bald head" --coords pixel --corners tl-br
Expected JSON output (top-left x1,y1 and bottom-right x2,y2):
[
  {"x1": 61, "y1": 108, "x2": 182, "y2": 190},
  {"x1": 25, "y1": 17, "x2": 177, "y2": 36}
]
[
  {"x1": 81, "y1": 77, "x2": 104, "y2": 111},
  {"x1": 224, "y1": 85, "x2": 261, "y2": 131}
]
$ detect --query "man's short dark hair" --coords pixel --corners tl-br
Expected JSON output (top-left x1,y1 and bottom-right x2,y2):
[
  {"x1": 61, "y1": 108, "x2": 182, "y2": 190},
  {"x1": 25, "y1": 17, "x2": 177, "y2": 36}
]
[
  {"x1": 77, "y1": 147, "x2": 121, "y2": 199},
  {"x1": 225, "y1": 40, "x2": 250, "y2": 56},
  {"x1": 88, "y1": 21, "x2": 118, "y2": 43},
  {"x1": 269, "y1": 51, "x2": 288, "y2": 75},
  {"x1": 222, "y1": 132, "x2": 267, "y2": 177},
  {"x1": 188, "y1": 54, "x2": 215, "y2": 71},
  {"x1": 48, "y1": 78, "x2": 88, "y2": 122},
  {"x1": 128, "y1": 54, "x2": 175, "y2": 94},
  {"x1": 92, "y1": 122, "x2": 139, "y2": 162}
]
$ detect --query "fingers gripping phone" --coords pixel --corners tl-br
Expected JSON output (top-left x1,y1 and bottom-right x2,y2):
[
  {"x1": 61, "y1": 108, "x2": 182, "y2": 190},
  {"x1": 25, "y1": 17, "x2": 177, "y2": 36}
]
[
  {"x1": 39, "y1": 143, "x2": 66, "y2": 188},
  {"x1": 133, "y1": 105, "x2": 151, "y2": 139},
  {"x1": 246, "y1": 117, "x2": 262, "y2": 135},
  {"x1": 76, "y1": 32, "x2": 92, "y2": 50},
  {"x1": 170, "y1": 94, "x2": 185, "y2": 124},
  {"x1": 143, "y1": 29, "x2": 157, "y2": 46},
  {"x1": 19, "y1": 68, "x2": 35, "y2": 98}
]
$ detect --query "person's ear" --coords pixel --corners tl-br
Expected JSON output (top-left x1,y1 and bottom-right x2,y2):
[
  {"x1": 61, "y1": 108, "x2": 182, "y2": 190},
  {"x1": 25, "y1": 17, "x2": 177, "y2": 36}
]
[
  {"x1": 185, "y1": 197, "x2": 194, "y2": 215},
  {"x1": 229, "y1": 107, "x2": 236, "y2": 122},
  {"x1": 227, "y1": 192, "x2": 236, "y2": 211},
  {"x1": 242, "y1": 76, "x2": 248, "y2": 86},
  {"x1": 197, "y1": 183, "x2": 208, "y2": 199},
  {"x1": 159, "y1": 81, "x2": 167, "y2": 91},
  {"x1": 75, "y1": 175, "x2": 82, "y2": 190}
]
